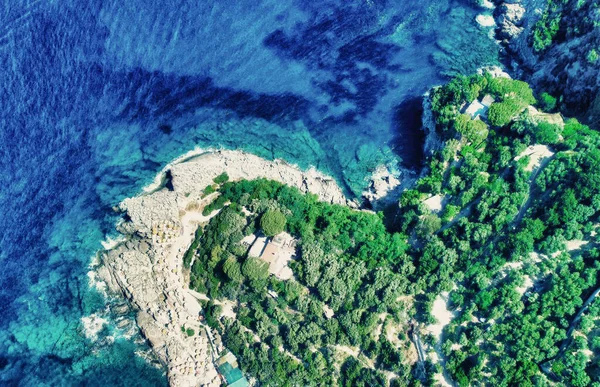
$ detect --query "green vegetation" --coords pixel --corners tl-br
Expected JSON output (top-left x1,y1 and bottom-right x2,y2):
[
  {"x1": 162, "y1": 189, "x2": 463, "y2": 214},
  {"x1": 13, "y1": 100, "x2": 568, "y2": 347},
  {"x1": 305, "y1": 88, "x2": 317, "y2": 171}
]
[
  {"x1": 588, "y1": 48, "x2": 599, "y2": 64},
  {"x1": 539, "y1": 92, "x2": 557, "y2": 111},
  {"x1": 183, "y1": 226, "x2": 202, "y2": 268},
  {"x1": 532, "y1": 10, "x2": 561, "y2": 52},
  {"x1": 424, "y1": 72, "x2": 600, "y2": 385},
  {"x1": 431, "y1": 74, "x2": 536, "y2": 134},
  {"x1": 260, "y1": 209, "x2": 286, "y2": 236},
  {"x1": 181, "y1": 325, "x2": 195, "y2": 337},
  {"x1": 522, "y1": 0, "x2": 600, "y2": 124},
  {"x1": 183, "y1": 73, "x2": 600, "y2": 386},
  {"x1": 185, "y1": 179, "x2": 416, "y2": 385},
  {"x1": 213, "y1": 172, "x2": 229, "y2": 184},
  {"x1": 203, "y1": 184, "x2": 216, "y2": 196},
  {"x1": 202, "y1": 195, "x2": 228, "y2": 216},
  {"x1": 488, "y1": 99, "x2": 524, "y2": 127}
]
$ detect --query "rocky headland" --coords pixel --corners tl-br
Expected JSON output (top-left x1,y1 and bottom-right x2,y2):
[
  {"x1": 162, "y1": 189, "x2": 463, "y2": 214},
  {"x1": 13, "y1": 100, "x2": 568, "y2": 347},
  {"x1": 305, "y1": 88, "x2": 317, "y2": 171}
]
[{"x1": 93, "y1": 149, "x2": 373, "y2": 386}]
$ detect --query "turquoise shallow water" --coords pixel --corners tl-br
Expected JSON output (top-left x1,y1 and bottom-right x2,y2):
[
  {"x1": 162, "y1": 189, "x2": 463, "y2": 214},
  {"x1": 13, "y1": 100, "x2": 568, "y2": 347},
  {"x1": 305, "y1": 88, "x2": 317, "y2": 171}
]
[{"x1": 0, "y1": 0, "x2": 498, "y2": 384}]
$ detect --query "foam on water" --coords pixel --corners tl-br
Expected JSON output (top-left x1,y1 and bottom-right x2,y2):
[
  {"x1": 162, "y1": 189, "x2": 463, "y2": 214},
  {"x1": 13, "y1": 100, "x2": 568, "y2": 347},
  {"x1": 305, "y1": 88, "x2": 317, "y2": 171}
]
[{"x1": 0, "y1": 0, "x2": 499, "y2": 384}]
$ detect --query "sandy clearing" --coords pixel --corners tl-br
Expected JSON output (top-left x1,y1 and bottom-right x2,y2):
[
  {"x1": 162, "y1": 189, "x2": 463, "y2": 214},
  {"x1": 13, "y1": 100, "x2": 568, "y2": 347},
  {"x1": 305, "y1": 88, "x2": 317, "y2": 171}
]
[
  {"x1": 516, "y1": 276, "x2": 534, "y2": 296},
  {"x1": 515, "y1": 144, "x2": 554, "y2": 172},
  {"x1": 566, "y1": 240, "x2": 587, "y2": 251},
  {"x1": 218, "y1": 300, "x2": 237, "y2": 320},
  {"x1": 427, "y1": 292, "x2": 454, "y2": 339}
]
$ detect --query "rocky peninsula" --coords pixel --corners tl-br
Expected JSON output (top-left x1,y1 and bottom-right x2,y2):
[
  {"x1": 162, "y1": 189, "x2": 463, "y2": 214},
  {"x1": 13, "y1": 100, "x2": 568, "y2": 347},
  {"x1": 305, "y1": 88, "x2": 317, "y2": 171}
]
[{"x1": 94, "y1": 149, "x2": 363, "y2": 386}]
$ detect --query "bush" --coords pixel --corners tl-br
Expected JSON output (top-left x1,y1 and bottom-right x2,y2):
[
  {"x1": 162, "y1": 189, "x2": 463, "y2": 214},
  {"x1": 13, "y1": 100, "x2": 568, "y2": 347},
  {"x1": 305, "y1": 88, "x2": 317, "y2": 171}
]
[
  {"x1": 430, "y1": 74, "x2": 487, "y2": 127},
  {"x1": 539, "y1": 92, "x2": 557, "y2": 111},
  {"x1": 213, "y1": 172, "x2": 229, "y2": 185},
  {"x1": 203, "y1": 184, "x2": 216, "y2": 195},
  {"x1": 183, "y1": 226, "x2": 203, "y2": 268},
  {"x1": 587, "y1": 48, "x2": 599, "y2": 64},
  {"x1": 442, "y1": 204, "x2": 461, "y2": 223},
  {"x1": 260, "y1": 209, "x2": 287, "y2": 236},
  {"x1": 241, "y1": 257, "x2": 269, "y2": 281},
  {"x1": 417, "y1": 214, "x2": 442, "y2": 237},
  {"x1": 202, "y1": 195, "x2": 228, "y2": 215},
  {"x1": 534, "y1": 121, "x2": 561, "y2": 144},
  {"x1": 223, "y1": 256, "x2": 244, "y2": 283},
  {"x1": 488, "y1": 99, "x2": 524, "y2": 127},
  {"x1": 486, "y1": 78, "x2": 536, "y2": 105},
  {"x1": 532, "y1": 13, "x2": 561, "y2": 52},
  {"x1": 455, "y1": 116, "x2": 488, "y2": 144}
]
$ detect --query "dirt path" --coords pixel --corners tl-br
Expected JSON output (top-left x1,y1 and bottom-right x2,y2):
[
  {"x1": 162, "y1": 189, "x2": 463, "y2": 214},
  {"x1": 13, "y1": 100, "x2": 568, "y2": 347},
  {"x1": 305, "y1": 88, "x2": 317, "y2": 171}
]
[{"x1": 513, "y1": 153, "x2": 556, "y2": 226}]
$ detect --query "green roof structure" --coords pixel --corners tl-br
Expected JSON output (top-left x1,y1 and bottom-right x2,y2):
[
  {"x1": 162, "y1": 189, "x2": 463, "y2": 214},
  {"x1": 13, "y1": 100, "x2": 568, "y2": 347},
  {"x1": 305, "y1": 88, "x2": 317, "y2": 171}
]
[{"x1": 216, "y1": 352, "x2": 249, "y2": 387}]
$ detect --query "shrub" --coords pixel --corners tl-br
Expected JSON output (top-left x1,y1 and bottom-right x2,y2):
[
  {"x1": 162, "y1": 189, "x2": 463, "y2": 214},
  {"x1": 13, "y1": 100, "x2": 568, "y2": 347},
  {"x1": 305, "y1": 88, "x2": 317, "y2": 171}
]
[
  {"x1": 587, "y1": 49, "x2": 599, "y2": 64},
  {"x1": 203, "y1": 184, "x2": 216, "y2": 195},
  {"x1": 260, "y1": 209, "x2": 286, "y2": 236},
  {"x1": 417, "y1": 214, "x2": 442, "y2": 237},
  {"x1": 202, "y1": 195, "x2": 228, "y2": 215},
  {"x1": 213, "y1": 172, "x2": 229, "y2": 185},
  {"x1": 488, "y1": 99, "x2": 524, "y2": 127},
  {"x1": 486, "y1": 78, "x2": 536, "y2": 105},
  {"x1": 223, "y1": 256, "x2": 244, "y2": 283},
  {"x1": 241, "y1": 257, "x2": 269, "y2": 281},
  {"x1": 534, "y1": 121, "x2": 560, "y2": 144},
  {"x1": 532, "y1": 13, "x2": 561, "y2": 52},
  {"x1": 183, "y1": 226, "x2": 203, "y2": 268},
  {"x1": 442, "y1": 204, "x2": 461, "y2": 223},
  {"x1": 457, "y1": 114, "x2": 489, "y2": 143},
  {"x1": 430, "y1": 74, "x2": 487, "y2": 127},
  {"x1": 539, "y1": 92, "x2": 557, "y2": 111}
]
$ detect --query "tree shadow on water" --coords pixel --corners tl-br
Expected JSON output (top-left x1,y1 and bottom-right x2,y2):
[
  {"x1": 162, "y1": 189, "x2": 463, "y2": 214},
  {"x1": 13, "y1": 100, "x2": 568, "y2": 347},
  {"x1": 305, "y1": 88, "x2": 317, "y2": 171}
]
[{"x1": 391, "y1": 96, "x2": 425, "y2": 170}]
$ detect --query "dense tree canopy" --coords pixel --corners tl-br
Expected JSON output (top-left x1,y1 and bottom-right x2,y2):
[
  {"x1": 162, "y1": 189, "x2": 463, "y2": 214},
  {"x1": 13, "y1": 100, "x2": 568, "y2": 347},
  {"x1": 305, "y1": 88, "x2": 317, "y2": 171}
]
[
  {"x1": 260, "y1": 209, "x2": 287, "y2": 236},
  {"x1": 184, "y1": 73, "x2": 600, "y2": 386}
]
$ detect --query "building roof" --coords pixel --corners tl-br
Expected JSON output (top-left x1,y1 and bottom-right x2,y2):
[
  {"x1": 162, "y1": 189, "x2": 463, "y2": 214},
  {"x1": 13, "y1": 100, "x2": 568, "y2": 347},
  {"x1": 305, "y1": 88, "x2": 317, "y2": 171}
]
[
  {"x1": 464, "y1": 100, "x2": 487, "y2": 119},
  {"x1": 260, "y1": 242, "x2": 279, "y2": 263},
  {"x1": 216, "y1": 352, "x2": 249, "y2": 386},
  {"x1": 481, "y1": 94, "x2": 495, "y2": 107},
  {"x1": 248, "y1": 236, "x2": 267, "y2": 257},
  {"x1": 216, "y1": 351, "x2": 237, "y2": 366},
  {"x1": 229, "y1": 378, "x2": 250, "y2": 387}
]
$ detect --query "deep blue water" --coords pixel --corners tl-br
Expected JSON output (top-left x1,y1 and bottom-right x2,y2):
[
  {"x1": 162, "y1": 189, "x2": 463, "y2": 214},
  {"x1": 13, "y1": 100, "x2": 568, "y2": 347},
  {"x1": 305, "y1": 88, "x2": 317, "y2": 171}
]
[{"x1": 0, "y1": 0, "x2": 498, "y2": 385}]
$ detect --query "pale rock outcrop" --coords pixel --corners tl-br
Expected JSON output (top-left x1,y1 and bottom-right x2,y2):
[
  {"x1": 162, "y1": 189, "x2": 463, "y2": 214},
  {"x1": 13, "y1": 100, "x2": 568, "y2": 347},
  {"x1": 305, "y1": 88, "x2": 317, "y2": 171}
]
[
  {"x1": 497, "y1": 3, "x2": 526, "y2": 40},
  {"x1": 362, "y1": 165, "x2": 414, "y2": 209},
  {"x1": 168, "y1": 150, "x2": 351, "y2": 207}
]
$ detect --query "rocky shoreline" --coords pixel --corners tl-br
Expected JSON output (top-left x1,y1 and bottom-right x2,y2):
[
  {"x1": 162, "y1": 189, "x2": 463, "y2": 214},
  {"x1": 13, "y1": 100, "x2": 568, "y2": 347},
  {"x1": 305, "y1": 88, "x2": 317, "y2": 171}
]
[{"x1": 93, "y1": 149, "x2": 380, "y2": 386}]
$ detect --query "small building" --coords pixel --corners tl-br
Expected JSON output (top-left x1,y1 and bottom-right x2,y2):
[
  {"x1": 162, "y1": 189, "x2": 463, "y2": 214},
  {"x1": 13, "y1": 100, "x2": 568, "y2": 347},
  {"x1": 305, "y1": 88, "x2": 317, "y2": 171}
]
[
  {"x1": 463, "y1": 94, "x2": 495, "y2": 120},
  {"x1": 247, "y1": 236, "x2": 268, "y2": 257},
  {"x1": 261, "y1": 242, "x2": 279, "y2": 263},
  {"x1": 481, "y1": 94, "x2": 495, "y2": 108},
  {"x1": 246, "y1": 232, "x2": 298, "y2": 280},
  {"x1": 216, "y1": 352, "x2": 249, "y2": 387}
]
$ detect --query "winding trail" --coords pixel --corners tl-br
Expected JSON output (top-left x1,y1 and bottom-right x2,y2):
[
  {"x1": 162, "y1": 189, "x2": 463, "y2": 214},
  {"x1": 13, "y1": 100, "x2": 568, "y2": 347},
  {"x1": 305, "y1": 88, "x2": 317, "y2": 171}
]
[{"x1": 513, "y1": 153, "x2": 555, "y2": 226}]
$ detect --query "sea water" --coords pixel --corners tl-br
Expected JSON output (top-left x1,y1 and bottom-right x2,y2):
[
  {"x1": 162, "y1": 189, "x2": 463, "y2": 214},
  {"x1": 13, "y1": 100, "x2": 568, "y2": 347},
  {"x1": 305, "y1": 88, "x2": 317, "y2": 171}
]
[{"x1": 0, "y1": 0, "x2": 498, "y2": 384}]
